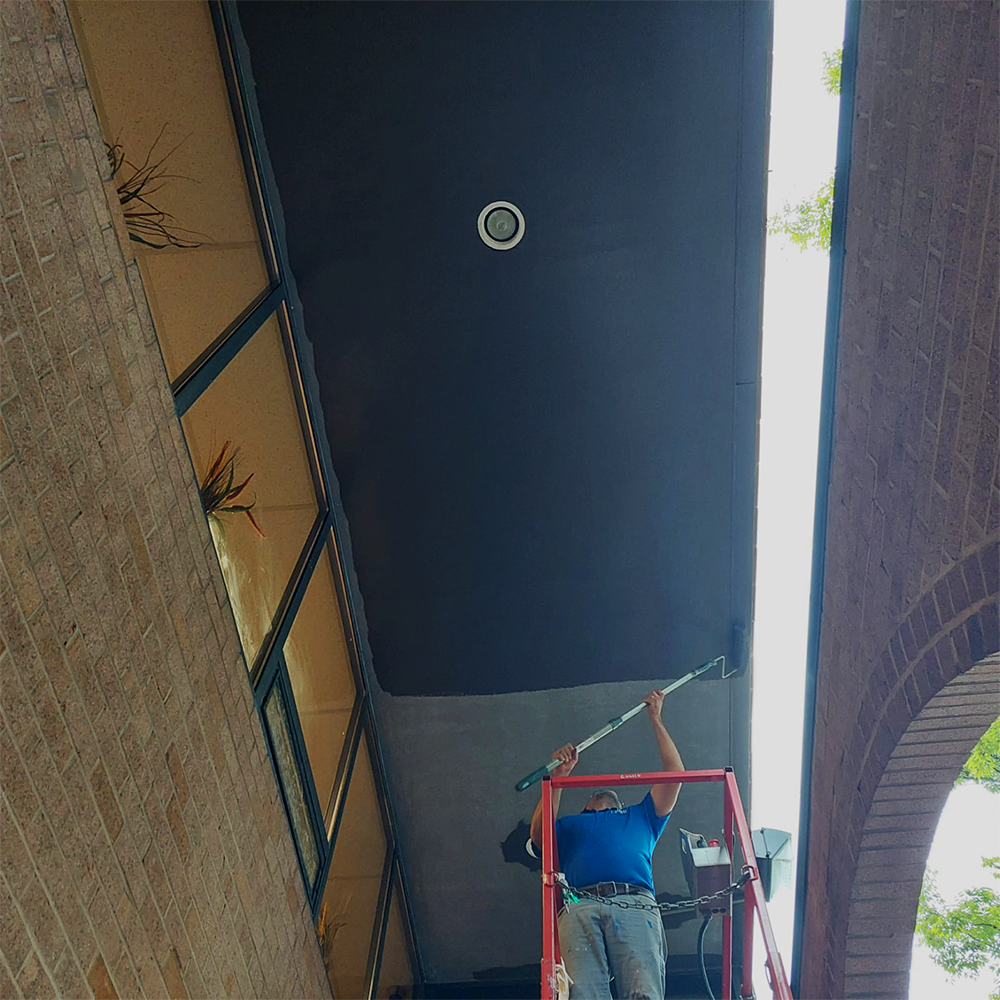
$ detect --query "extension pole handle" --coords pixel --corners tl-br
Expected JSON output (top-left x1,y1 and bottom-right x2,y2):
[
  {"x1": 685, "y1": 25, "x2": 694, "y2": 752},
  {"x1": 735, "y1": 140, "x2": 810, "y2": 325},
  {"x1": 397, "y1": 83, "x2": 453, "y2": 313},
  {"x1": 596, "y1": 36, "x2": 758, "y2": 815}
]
[
  {"x1": 515, "y1": 763, "x2": 557, "y2": 793},
  {"x1": 514, "y1": 655, "x2": 725, "y2": 793}
]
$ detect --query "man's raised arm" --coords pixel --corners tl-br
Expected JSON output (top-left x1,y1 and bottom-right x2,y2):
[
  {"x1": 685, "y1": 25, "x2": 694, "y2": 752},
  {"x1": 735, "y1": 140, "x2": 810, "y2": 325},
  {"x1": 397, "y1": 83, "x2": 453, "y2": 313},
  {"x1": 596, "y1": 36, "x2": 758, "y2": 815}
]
[
  {"x1": 529, "y1": 743, "x2": 578, "y2": 847},
  {"x1": 643, "y1": 690, "x2": 683, "y2": 817}
]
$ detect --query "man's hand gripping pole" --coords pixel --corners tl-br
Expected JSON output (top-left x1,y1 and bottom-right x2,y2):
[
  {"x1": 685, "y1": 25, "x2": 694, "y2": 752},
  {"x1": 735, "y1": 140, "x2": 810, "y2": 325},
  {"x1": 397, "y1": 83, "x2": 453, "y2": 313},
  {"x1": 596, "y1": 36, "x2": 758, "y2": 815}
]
[{"x1": 514, "y1": 655, "x2": 725, "y2": 793}]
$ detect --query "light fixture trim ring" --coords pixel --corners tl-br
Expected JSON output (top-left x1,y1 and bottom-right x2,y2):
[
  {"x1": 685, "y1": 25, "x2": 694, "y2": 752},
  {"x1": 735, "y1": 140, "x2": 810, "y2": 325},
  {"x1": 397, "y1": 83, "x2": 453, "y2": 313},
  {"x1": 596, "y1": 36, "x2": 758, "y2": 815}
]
[{"x1": 478, "y1": 201, "x2": 526, "y2": 250}]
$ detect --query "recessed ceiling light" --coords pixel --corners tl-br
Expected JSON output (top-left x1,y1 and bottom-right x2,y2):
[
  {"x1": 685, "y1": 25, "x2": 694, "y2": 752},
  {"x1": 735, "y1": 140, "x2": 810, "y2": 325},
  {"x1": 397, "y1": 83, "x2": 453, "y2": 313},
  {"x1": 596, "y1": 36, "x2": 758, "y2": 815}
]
[{"x1": 478, "y1": 201, "x2": 525, "y2": 250}]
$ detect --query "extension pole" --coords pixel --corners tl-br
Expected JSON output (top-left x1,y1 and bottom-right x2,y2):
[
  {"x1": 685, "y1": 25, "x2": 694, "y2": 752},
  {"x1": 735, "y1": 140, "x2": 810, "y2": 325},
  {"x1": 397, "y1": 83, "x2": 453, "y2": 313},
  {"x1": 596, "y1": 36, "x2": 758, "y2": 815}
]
[{"x1": 514, "y1": 655, "x2": 725, "y2": 792}]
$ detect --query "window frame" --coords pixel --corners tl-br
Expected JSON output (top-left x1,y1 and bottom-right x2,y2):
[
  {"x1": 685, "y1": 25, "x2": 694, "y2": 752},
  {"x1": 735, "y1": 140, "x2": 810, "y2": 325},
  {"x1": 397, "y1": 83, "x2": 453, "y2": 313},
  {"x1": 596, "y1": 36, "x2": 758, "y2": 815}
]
[
  {"x1": 134, "y1": 0, "x2": 429, "y2": 990},
  {"x1": 371, "y1": 857, "x2": 422, "y2": 1000},
  {"x1": 259, "y1": 664, "x2": 327, "y2": 892},
  {"x1": 318, "y1": 713, "x2": 397, "y2": 1000}
]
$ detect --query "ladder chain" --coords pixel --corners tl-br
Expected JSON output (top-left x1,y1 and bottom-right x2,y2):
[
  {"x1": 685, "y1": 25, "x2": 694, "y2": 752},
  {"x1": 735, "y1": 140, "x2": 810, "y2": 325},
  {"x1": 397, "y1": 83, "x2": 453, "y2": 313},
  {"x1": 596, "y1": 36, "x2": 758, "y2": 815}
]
[{"x1": 554, "y1": 866, "x2": 754, "y2": 914}]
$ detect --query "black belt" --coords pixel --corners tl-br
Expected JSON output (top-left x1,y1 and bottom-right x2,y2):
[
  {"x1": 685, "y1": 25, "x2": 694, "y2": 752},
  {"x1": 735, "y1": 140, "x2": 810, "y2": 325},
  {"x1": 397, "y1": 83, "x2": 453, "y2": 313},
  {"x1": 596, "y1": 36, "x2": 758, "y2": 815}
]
[{"x1": 577, "y1": 881, "x2": 655, "y2": 901}]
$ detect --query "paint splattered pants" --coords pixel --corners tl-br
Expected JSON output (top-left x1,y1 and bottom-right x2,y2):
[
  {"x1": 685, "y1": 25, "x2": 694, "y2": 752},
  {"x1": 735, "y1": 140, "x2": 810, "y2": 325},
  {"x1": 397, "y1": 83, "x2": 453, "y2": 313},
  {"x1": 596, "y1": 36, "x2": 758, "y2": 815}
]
[{"x1": 557, "y1": 895, "x2": 666, "y2": 999}]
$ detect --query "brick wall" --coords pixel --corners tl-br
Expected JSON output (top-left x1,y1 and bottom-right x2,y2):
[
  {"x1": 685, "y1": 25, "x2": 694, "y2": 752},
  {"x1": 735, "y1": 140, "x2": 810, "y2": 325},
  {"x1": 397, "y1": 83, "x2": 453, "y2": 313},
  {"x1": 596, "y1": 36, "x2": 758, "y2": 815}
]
[
  {"x1": 1, "y1": 2, "x2": 332, "y2": 997},
  {"x1": 799, "y1": 1, "x2": 999, "y2": 997}
]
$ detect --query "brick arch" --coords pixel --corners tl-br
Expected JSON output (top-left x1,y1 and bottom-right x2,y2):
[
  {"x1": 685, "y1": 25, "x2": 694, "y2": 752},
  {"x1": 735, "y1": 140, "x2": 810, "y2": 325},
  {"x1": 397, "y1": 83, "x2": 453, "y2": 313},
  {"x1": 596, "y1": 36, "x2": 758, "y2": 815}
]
[
  {"x1": 842, "y1": 652, "x2": 1000, "y2": 998},
  {"x1": 850, "y1": 538, "x2": 1000, "y2": 826},
  {"x1": 827, "y1": 539, "x2": 999, "y2": 998}
]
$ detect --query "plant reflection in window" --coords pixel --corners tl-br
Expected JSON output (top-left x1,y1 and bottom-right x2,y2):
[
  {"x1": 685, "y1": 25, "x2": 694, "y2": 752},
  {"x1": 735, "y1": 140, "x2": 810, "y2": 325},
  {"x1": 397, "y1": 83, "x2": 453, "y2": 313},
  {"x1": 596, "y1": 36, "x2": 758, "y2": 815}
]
[
  {"x1": 317, "y1": 895, "x2": 350, "y2": 982},
  {"x1": 106, "y1": 123, "x2": 208, "y2": 249},
  {"x1": 199, "y1": 440, "x2": 266, "y2": 538}
]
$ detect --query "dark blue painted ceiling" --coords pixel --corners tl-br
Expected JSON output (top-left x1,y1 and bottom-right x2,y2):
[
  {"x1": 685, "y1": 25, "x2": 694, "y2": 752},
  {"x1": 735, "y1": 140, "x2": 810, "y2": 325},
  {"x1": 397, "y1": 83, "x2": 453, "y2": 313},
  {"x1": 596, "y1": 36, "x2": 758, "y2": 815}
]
[{"x1": 238, "y1": 1, "x2": 769, "y2": 696}]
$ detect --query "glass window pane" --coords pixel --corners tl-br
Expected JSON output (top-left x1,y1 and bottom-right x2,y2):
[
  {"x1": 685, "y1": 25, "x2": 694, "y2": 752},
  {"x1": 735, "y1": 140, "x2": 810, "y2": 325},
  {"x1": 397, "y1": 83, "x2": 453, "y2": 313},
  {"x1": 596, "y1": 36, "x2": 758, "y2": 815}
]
[
  {"x1": 182, "y1": 311, "x2": 320, "y2": 667},
  {"x1": 265, "y1": 684, "x2": 320, "y2": 886},
  {"x1": 318, "y1": 735, "x2": 388, "y2": 1000},
  {"x1": 140, "y1": 248, "x2": 270, "y2": 380},
  {"x1": 284, "y1": 542, "x2": 357, "y2": 819},
  {"x1": 67, "y1": 0, "x2": 273, "y2": 380},
  {"x1": 375, "y1": 885, "x2": 416, "y2": 1000}
]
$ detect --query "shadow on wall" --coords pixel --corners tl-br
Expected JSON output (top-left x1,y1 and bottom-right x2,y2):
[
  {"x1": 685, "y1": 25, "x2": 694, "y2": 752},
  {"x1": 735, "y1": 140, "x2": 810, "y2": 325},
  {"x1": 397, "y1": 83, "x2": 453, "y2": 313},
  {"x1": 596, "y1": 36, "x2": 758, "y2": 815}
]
[{"x1": 500, "y1": 821, "x2": 540, "y2": 872}]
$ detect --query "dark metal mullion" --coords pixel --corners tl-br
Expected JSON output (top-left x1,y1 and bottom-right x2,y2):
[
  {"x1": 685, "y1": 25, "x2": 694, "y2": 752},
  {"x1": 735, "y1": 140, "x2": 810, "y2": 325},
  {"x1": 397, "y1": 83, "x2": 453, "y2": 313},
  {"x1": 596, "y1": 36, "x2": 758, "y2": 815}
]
[
  {"x1": 252, "y1": 508, "x2": 333, "y2": 697},
  {"x1": 360, "y1": 681, "x2": 428, "y2": 984},
  {"x1": 315, "y1": 712, "x2": 392, "y2": 920},
  {"x1": 276, "y1": 302, "x2": 328, "y2": 514},
  {"x1": 360, "y1": 704, "x2": 396, "y2": 847},
  {"x1": 311, "y1": 691, "x2": 367, "y2": 916},
  {"x1": 173, "y1": 283, "x2": 285, "y2": 416},
  {"x1": 273, "y1": 661, "x2": 327, "y2": 893},
  {"x1": 215, "y1": 0, "x2": 287, "y2": 286},
  {"x1": 325, "y1": 520, "x2": 370, "y2": 699},
  {"x1": 208, "y1": 0, "x2": 282, "y2": 286},
  {"x1": 257, "y1": 676, "x2": 315, "y2": 900},
  {"x1": 330, "y1": 512, "x2": 369, "y2": 689},
  {"x1": 368, "y1": 857, "x2": 396, "y2": 1000},
  {"x1": 324, "y1": 692, "x2": 367, "y2": 842},
  {"x1": 365, "y1": 843, "x2": 395, "y2": 1000},
  {"x1": 397, "y1": 860, "x2": 423, "y2": 996},
  {"x1": 388, "y1": 856, "x2": 422, "y2": 997}
]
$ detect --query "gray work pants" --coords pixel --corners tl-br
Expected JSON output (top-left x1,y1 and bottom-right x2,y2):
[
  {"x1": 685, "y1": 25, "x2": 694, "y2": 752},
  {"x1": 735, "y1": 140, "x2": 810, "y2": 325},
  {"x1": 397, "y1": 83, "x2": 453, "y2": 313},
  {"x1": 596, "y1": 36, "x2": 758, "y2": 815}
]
[{"x1": 557, "y1": 896, "x2": 666, "y2": 999}]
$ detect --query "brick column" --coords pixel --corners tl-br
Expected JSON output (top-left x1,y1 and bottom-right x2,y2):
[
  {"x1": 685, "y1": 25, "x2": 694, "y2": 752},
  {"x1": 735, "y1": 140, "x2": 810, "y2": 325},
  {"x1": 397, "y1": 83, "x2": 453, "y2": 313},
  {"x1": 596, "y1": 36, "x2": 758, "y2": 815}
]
[{"x1": 799, "y1": 0, "x2": 999, "y2": 996}]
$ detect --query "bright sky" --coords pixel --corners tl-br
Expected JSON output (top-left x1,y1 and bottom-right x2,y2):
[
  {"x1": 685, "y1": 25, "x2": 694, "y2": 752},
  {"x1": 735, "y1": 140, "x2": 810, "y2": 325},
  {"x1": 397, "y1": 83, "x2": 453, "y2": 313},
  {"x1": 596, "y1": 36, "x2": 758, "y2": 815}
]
[
  {"x1": 753, "y1": 4, "x2": 999, "y2": 998},
  {"x1": 751, "y1": 0, "x2": 846, "y2": 981},
  {"x1": 910, "y1": 784, "x2": 1000, "y2": 999}
]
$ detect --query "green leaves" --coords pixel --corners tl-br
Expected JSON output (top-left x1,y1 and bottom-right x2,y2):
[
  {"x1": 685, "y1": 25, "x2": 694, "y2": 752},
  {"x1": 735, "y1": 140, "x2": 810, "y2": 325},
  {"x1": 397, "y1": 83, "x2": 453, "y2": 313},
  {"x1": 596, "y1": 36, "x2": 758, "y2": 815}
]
[
  {"x1": 914, "y1": 725, "x2": 1000, "y2": 997},
  {"x1": 956, "y1": 717, "x2": 1000, "y2": 794},
  {"x1": 767, "y1": 173, "x2": 835, "y2": 253},
  {"x1": 822, "y1": 49, "x2": 843, "y2": 96},
  {"x1": 766, "y1": 49, "x2": 843, "y2": 255},
  {"x1": 916, "y1": 858, "x2": 1000, "y2": 1000}
]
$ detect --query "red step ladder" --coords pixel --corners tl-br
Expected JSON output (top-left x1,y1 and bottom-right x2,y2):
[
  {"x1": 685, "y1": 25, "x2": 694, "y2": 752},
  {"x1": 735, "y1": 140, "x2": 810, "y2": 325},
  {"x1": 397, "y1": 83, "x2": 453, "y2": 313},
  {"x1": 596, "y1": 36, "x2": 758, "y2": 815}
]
[{"x1": 539, "y1": 768, "x2": 793, "y2": 1000}]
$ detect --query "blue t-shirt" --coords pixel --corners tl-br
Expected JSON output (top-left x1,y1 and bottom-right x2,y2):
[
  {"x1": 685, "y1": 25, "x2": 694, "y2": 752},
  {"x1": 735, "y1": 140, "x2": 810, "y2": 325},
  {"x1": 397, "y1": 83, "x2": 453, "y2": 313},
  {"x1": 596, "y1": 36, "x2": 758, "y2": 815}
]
[{"x1": 554, "y1": 792, "x2": 670, "y2": 893}]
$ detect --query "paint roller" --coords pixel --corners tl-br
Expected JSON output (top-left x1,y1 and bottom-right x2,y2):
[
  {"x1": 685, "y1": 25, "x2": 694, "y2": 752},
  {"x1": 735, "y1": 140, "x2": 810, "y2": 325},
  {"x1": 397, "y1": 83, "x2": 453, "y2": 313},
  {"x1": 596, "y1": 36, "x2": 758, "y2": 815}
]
[{"x1": 514, "y1": 622, "x2": 748, "y2": 793}]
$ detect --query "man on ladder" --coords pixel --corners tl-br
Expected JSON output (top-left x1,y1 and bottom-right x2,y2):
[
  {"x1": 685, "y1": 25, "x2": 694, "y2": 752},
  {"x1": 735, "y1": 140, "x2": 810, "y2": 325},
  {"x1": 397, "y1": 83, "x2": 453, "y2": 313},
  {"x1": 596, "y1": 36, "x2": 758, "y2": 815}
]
[{"x1": 529, "y1": 690, "x2": 683, "y2": 1000}]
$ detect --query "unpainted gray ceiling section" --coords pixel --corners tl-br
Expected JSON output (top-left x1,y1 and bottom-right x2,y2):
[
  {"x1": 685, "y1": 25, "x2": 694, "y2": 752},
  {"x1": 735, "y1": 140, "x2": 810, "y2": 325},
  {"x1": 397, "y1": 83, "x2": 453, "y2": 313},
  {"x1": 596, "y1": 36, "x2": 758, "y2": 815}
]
[{"x1": 373, "y1": 672, "x2": 751, "y2": 982}]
